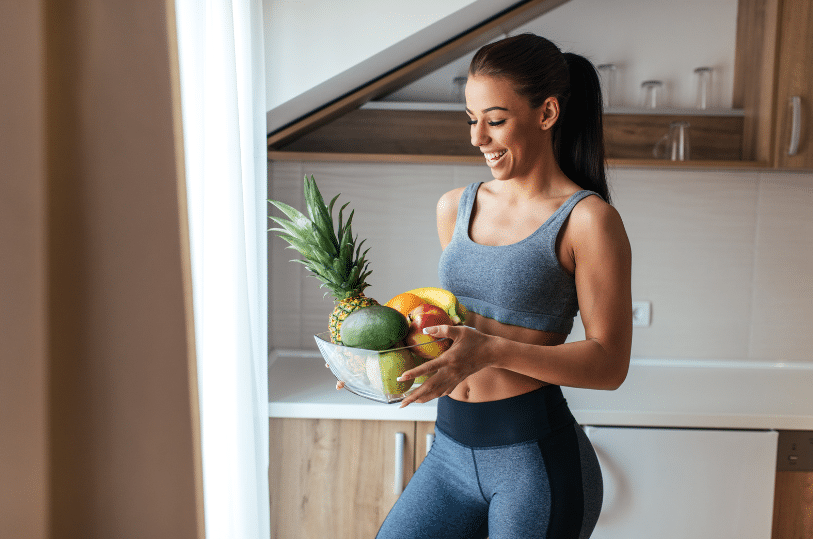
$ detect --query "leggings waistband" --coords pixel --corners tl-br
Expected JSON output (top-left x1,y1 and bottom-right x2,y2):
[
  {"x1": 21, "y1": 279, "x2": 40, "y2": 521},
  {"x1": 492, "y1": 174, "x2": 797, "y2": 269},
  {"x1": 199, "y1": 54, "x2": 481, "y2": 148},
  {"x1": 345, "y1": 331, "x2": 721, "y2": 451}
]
[{"x1": 435, "y1": 385, "x2": 576, "y2": 448}]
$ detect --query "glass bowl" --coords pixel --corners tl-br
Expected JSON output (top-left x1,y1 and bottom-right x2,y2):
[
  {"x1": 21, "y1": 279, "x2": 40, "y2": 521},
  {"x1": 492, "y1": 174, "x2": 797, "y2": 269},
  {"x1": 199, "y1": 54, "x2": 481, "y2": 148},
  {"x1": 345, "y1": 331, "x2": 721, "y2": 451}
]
[{"x1": 314, "y1": 332, "x2": 451, "y2": 404}]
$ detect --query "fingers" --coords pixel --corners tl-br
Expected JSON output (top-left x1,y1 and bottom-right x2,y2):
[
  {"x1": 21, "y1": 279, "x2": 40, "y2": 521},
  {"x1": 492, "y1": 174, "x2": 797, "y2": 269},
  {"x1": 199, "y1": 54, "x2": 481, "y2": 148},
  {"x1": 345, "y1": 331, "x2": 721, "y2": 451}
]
[
  {"x1": 422, "y1": 323, "x2": 458, "y2": 338},
  {"x1": 399, "y1": 378, "x2": 451, "y2": 408},
  {"x1": 335, "y1": 380, "x2": 345, "y2": 390},
  {"x1": 397, "y1": 358, "x2": 440, "y2": 383}
]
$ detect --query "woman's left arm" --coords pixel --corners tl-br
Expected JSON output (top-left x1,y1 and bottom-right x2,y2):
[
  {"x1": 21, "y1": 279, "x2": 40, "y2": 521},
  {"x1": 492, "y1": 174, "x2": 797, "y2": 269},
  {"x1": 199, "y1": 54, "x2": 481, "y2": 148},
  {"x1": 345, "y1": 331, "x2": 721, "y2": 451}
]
[{"x1": 398, "y1": 198, "x2": 632, "y2": 406}]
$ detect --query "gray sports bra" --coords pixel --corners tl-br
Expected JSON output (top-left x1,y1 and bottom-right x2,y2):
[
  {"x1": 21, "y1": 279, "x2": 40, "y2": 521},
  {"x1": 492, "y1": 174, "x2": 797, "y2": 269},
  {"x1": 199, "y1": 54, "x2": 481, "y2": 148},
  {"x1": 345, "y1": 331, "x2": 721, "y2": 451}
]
[{"x1": 438, "y1": 182, "x2": 598, "y2": 334}]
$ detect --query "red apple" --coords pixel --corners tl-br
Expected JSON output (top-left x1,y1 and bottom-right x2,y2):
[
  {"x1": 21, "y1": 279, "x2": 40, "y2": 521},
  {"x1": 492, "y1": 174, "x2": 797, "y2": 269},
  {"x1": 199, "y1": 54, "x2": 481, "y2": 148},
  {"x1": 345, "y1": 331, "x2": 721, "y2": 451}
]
[{"x1": 405, "y1": 304, "x2": 453, "y2": 359}]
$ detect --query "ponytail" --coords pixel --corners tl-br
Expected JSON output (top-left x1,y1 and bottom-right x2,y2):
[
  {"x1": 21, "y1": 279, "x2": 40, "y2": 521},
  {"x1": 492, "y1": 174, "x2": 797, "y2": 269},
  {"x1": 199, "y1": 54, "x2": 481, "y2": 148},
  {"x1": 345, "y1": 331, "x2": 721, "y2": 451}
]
[
  {"x1": 557, "y1": 53, "x2": 610, "y2": 204},
  {"x1": 469, "y1": 34, "x2": 611, "y2": 204}
]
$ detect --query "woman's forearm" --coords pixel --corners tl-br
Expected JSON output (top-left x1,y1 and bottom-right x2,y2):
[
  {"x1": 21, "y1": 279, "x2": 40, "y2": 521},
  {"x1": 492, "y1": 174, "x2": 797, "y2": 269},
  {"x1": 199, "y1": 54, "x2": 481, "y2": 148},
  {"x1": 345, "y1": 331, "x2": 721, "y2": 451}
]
[{"x1": 486, "y1": 333, "x2": 629, "y2": 390}]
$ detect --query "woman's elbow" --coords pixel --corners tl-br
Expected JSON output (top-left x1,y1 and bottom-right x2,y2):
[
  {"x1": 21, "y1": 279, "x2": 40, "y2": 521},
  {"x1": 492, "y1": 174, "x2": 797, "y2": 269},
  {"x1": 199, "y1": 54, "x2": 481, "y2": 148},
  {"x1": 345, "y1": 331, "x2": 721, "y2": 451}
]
[{"x1": 604, "y1": 356, "x2": 630, "y2": 390}]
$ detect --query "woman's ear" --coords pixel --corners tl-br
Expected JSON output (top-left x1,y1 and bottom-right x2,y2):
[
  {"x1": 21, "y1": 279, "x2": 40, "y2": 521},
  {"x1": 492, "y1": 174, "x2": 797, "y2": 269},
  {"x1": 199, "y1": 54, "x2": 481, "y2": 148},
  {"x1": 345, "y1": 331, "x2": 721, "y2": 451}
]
[{"x1": 539, "y1": 96, "x2": 560, "y2": 130}]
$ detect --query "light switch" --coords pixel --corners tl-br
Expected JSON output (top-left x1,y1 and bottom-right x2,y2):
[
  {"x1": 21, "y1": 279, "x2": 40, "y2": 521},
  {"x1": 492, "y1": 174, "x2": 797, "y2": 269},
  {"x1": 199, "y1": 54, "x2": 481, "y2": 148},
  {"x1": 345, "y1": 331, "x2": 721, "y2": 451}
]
[
  {"x1": 632, "y1": 301, "x2": 651, "y2": 327},
  {"x1": 777, "y1": 430, "x2": 813, "y2": 471}
]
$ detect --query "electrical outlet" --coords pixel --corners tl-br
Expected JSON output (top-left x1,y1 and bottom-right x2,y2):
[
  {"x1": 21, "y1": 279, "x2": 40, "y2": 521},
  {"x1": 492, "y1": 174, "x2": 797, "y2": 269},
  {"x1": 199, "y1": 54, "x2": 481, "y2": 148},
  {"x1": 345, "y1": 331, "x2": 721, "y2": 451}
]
[
  {"x1": 632, "y1": 301, "x2": 651, "y2": 327},
  {"x1": 776, "y1": 430, "x2": 813, "y2": 471}
]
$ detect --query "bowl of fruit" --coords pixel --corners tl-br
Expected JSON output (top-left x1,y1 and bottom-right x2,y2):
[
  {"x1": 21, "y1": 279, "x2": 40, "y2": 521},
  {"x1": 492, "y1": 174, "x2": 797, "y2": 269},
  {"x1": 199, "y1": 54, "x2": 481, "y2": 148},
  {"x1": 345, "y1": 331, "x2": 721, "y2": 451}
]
[
  {"x1": 314, "y1": 332, "x2": 448, "y2": 404},
  {"x1": 269, "y1": 175, "x2": 466, "y2": 403},
  {"x1": 315, "y1": 294, "x2": 464, "y2": 403}
]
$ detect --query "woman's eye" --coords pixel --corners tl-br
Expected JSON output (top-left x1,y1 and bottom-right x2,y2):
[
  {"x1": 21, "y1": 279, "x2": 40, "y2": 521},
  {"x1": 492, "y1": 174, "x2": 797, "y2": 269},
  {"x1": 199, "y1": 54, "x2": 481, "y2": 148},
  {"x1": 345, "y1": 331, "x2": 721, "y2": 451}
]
[{"x1": 467, "y1": 119, "x2": 506, "y2": 126}]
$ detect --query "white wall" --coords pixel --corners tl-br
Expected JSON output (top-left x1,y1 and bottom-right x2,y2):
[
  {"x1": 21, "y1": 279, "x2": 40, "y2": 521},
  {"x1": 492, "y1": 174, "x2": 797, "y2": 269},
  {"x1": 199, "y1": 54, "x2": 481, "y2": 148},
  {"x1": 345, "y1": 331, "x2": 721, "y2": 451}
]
[
  {"x1": 269, "y1": 161, "x2": 813, "y2": 364},
  {"x1": 263, "y1": 0, "x2": 477, "y2": 110}
]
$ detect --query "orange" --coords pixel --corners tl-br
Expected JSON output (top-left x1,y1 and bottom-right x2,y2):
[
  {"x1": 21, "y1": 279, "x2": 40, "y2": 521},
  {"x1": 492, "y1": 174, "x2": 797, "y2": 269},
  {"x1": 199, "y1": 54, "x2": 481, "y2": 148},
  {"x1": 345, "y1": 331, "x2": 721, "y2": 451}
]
[{"x1": 385, "y1": 292, "x2": 425, "y2": 318}]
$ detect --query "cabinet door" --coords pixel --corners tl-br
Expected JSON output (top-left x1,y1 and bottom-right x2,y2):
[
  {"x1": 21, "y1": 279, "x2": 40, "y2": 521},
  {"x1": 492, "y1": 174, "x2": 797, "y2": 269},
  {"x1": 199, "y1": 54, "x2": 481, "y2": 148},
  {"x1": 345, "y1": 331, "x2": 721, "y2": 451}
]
[
  {"x1": 415, "y1": 421, "x2": 436, "y2": 470},
  {"x1": 269, "y1": 418, "x2": 415, "y2": 539},
  {"x1": 771, "y1": 471, "x2": 813, "y2": 539},
  {"x1": 774, "y1": 0, "x2": 813, "y2": 168}
]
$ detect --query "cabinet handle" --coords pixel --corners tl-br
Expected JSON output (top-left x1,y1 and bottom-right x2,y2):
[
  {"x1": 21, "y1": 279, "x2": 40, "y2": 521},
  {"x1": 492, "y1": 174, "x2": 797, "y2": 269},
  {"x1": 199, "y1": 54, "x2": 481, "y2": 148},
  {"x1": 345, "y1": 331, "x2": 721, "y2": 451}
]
[
  {"x1": 394, "y1": 432, "x2": 405, "y2": 495},
  {"x1": 426, "y1": 433, "x2": 435, "y2": 455},
  {"x1": 789, "y1": 96, "x2": 802, "y2": 156}
]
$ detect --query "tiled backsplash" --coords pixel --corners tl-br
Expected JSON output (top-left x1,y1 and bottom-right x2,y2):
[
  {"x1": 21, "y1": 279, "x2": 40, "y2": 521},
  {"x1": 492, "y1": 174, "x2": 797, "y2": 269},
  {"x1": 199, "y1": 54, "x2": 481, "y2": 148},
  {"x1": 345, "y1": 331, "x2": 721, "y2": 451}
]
[{"x1": 269, "y1": 161, "x2": 813, "y2": 363}]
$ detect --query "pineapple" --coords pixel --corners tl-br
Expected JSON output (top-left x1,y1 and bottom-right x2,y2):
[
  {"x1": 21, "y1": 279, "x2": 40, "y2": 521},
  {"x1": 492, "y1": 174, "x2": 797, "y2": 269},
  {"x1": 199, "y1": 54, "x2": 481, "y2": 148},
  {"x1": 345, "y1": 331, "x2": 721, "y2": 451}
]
[{"x1": 269, "y1": 175, "x2": 378, "y2": 344}]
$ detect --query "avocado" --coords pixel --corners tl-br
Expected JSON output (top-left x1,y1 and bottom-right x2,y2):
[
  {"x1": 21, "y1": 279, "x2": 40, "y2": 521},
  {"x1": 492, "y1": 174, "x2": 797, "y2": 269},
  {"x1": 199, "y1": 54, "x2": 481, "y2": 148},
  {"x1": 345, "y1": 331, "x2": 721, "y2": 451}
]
[{"x1": 340, "y1": 305, "x2": 409, "y2": 351}]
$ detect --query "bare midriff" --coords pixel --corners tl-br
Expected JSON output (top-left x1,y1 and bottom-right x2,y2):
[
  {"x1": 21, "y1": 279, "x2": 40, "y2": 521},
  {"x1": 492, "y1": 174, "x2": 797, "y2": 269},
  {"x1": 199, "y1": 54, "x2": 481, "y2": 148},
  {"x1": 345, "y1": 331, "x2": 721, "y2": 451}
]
[{"x1": 448, "y1": 311, "x2": 567, "y2": 403}]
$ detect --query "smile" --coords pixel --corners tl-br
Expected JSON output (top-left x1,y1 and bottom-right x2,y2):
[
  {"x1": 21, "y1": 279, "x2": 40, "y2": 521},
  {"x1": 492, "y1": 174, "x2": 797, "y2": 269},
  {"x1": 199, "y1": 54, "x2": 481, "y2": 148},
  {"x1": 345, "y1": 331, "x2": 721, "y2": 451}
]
[{"x1": 484, "y1": 150, "x2": 507, "y2": 162}]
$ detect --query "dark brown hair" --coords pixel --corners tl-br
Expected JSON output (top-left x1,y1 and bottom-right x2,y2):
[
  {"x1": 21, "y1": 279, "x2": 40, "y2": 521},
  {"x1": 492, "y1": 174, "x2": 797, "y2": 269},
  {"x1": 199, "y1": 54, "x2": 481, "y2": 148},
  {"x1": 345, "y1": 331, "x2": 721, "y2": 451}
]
[{"x1": 469, "y1": 33, "x2": 610, "y2": 203}]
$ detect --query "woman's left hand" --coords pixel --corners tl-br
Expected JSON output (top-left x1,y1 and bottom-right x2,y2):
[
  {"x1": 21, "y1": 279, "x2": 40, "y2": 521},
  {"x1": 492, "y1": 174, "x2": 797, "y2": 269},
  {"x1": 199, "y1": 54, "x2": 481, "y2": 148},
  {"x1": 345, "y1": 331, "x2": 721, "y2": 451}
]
[{"x1": 397, "y1": 324, "x2": 495, "y2": 408}]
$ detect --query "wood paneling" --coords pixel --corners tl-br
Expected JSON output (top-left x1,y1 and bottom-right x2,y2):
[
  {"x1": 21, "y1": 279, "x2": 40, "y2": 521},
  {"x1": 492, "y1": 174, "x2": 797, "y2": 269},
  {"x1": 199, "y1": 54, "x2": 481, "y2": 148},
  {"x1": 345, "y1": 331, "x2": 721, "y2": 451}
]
[
  {"x1": 604, "y1": 113, "x2": 743, "y2": 161},
  {"x1": 277, "y1": 108, "x2": 745, "y2": 162},
  {"x1": 773, "y1": 0, "x2": 813, "y2": 169},
  {"x1": 269, "y1": 418, "x2": 415, "y2": 539},
  {"x1": 279, "y1": 109, "x2": 479, "y2": 156},
  {"x1": 733, "y1": 0, "x2": 781, "y2": 162},
  {"x1": 415, "y1": 421, "x2": 436, "y2": 470},
  {"x1": 772, "y1": 471, "x2": 813, "y2": 539}
]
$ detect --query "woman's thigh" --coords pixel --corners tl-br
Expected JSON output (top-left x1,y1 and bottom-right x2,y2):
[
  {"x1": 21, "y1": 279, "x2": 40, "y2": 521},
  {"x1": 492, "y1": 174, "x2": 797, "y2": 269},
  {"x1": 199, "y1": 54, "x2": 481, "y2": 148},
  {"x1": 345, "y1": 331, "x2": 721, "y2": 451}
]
[
  {"x1": 477, "y1": 424, "x2": 603, "y2": 539},
  {"x1": 376, "y1": 430, "x2": 489, "y2": 539}
]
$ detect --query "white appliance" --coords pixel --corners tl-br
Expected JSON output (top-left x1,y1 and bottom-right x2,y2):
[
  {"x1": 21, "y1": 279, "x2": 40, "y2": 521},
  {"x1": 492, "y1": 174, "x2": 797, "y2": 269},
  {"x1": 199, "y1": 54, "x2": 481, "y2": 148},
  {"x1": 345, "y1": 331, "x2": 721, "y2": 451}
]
[{"x1": 584, "y1": 427, "x2": 778, "y2": 539}]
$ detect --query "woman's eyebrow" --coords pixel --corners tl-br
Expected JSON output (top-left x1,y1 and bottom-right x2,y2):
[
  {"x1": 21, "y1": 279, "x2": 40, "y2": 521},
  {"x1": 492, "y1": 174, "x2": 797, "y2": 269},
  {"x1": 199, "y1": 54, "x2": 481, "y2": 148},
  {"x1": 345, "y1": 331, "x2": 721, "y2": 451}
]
[{"x1": 465, "y1": 106, "x2": 510, "y2": 114}]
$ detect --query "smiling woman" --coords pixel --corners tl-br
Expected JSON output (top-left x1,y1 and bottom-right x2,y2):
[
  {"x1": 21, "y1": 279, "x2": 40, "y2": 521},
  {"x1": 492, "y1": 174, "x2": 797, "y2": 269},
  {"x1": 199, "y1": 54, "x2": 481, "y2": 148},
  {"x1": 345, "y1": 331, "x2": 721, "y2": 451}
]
[{"x1": 377, "y1": 33, "x2": 632, "y2": 539}]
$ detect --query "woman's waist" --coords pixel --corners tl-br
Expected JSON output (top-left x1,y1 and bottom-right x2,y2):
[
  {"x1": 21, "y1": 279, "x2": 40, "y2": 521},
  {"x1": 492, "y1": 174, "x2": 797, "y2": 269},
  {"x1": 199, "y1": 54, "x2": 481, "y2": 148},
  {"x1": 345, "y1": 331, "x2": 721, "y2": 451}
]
[
  {"x1": 449, "y1": 366, "x2": 548, "y2": 403},
  {"x1": 435, "y1": 384, "x2": 576, "y2": 448}
]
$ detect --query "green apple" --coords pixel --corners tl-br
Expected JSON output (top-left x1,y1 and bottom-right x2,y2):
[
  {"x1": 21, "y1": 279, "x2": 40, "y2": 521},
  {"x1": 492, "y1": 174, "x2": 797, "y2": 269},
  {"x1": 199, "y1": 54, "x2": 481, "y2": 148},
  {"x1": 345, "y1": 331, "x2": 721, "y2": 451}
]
[{"x1": 366, "y1": 348, "x2": 416, "y2": 395}]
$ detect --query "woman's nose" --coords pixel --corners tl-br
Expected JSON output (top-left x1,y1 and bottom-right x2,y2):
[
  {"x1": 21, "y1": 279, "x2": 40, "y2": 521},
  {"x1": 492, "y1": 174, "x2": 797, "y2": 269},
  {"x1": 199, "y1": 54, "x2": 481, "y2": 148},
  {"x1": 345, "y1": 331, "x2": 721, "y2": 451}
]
[{"x1": 471, "y1": 122, "x2": 489, "y2": 147}]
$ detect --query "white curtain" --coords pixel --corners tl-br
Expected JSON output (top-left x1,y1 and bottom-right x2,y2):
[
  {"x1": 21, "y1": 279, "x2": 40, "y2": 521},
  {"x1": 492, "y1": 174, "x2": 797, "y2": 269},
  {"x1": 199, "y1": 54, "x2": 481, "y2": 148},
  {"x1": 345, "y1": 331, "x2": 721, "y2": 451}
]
[{"x1": 174, "y1": 1, "x2": 270, "y2": 538}]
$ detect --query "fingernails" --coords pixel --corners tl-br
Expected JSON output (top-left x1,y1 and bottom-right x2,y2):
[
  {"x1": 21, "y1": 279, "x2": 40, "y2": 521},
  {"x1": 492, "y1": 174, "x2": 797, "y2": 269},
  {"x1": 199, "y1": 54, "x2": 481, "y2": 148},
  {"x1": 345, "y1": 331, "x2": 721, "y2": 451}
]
[
  {"x1": 397, "y1": 375, "x2": 408, "y2": 382},
  {"x1": 423, "y1": 326, "x2": 436, "y2": 334}
]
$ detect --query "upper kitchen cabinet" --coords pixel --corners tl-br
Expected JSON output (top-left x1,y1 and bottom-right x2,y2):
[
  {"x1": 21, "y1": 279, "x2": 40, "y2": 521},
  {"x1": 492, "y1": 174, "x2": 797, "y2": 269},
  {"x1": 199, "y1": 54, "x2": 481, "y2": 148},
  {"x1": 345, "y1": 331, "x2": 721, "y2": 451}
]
[
  {"x1": 772, "y1": 0, "x2": 813, "y2": 169},
  {"x1": 267, "y1": 0, "x2": 807, "y2": 169}
]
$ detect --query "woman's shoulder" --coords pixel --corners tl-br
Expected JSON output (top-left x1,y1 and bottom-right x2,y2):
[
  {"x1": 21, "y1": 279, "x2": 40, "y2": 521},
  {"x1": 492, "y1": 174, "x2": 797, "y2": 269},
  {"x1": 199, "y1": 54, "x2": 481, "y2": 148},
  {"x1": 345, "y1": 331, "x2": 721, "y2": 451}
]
[
  {"x1": 436, "y1": 183, "x2": 477, "y2": 220},
  {"x1": 569, "y1": 192, "x2": 628, "y2": 246}
]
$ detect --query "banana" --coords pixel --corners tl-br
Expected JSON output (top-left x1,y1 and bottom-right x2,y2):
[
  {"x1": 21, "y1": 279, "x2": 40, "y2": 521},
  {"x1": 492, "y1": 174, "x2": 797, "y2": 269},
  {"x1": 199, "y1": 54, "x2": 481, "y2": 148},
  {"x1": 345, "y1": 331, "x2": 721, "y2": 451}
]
[{"x1": 405, "y1": 287, "x2": 468, "y2": 325}]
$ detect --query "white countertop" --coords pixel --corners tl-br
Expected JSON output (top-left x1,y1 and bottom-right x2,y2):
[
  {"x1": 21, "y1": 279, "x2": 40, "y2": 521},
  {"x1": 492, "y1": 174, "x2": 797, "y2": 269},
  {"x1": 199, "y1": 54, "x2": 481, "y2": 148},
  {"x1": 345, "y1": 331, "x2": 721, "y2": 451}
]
[{"x1": 268, "y1": 351, "x2": 813, "y2": 430}]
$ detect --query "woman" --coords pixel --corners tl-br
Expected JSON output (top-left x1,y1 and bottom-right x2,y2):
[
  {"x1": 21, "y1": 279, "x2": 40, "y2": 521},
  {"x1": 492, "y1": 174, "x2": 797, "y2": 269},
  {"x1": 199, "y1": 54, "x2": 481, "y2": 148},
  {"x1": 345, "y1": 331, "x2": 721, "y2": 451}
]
[{"x1": 376, "y1": 34, "x2": 632, "y2": 539}]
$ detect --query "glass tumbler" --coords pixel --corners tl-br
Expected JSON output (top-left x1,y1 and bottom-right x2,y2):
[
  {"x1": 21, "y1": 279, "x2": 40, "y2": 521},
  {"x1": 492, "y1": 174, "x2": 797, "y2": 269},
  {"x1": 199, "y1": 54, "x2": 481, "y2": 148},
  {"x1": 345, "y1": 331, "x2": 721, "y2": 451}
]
[
  {"x1": 452, "y1": 76, "x2": 467, "y2": 103},
  {"x1": 597, "y1": 63, "x2": 618, "y2": 109},
  {"x1": 653, "y1": 121, "x2": 691, "y2": 161},
  {"x1": 641, "y1": 80, "x2": 663, "y2": 109},
  {"x1": 694, "y1": 67, "x2": 712, "y2": 110}
]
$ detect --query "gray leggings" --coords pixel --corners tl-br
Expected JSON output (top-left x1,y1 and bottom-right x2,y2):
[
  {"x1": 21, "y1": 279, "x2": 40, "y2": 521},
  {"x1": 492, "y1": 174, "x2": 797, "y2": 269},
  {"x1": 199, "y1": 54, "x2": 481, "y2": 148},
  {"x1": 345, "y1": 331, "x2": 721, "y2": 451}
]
[{"x1": 377, "y1": 386, "x2": 603, "y2": 539}]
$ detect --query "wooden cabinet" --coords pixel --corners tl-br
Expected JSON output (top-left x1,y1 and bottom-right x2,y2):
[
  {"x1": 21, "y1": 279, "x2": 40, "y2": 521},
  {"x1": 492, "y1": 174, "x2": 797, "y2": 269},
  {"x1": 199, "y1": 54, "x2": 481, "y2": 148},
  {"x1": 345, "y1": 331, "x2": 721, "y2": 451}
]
[
  {"x1": 269, "y1": 418, "x2": 417, "y2": 539},
  {"x1": 772, "y1": 0, "x2": 813, "y2": 169},
  {"x1": 771, "y1": 471, "x2": 813, "y2": 539},
  {"x1": 271, "y1": 418, "x2": 812, "y2": 539}
]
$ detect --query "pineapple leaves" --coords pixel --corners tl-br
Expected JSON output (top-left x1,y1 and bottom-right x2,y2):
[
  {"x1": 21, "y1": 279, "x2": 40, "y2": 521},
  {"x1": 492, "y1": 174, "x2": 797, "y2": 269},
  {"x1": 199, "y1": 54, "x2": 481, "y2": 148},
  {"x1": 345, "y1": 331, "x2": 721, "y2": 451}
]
[
  {"x1": 304, "y1": 176, "x2": 339, "y2": 253},
  {"x1": 268, "y1": 174, "x2": 374, "y2": 300}
]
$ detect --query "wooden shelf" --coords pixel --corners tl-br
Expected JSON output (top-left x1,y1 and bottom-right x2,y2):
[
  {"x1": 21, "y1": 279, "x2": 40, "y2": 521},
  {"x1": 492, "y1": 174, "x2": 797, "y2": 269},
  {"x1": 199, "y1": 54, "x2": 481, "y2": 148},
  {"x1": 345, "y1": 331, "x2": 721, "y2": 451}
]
[
  {"x1": 269, "y1": 107, "x2": 750, "y2": 166},
  {"x1": 268, "y1": 150, "x2": 768, "y2": 170}
]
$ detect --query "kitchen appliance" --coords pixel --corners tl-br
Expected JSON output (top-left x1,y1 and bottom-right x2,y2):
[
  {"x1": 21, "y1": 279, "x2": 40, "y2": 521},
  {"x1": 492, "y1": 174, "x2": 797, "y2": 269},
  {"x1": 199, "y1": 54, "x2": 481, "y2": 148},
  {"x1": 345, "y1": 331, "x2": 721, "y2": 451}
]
[{"x1": 584, "y1": 426, "x2": 778, "y2": 539}]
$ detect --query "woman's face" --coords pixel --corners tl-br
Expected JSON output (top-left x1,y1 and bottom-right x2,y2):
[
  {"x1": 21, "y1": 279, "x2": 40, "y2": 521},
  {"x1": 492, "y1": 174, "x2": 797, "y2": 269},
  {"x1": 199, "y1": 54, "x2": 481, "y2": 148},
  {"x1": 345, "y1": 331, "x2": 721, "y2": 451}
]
[{"x1": 465, "y1": 74, "x2": 548, "y2": 182}]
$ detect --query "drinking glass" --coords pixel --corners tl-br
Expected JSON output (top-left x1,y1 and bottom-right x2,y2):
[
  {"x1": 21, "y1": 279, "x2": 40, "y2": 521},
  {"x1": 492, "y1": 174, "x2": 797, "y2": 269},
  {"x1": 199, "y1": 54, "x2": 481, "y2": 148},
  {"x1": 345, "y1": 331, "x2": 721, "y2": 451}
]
[
  {"x1": 641, "y1": 80, "x2": 663, "y2": 109},
  {"x1": 597, "y1": 63, "x2": 618, "y2": 109},
  {"x1": 452, "y1": 76, "x2": 467, "y2": 103},
  {"x1": 653, "y1": 121, "x2": 691, "y2": 161},
  {"x1": 694, "y1": 67, "x2": 712, "y2": 110}
]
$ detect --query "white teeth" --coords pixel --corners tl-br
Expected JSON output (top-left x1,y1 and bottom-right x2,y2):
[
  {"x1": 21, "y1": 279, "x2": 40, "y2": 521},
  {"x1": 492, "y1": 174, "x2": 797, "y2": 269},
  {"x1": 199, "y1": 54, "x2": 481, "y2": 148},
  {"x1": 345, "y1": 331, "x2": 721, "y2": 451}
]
[{"x1": 485, "y1": 150, "x2": 507, "y2": 161}]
